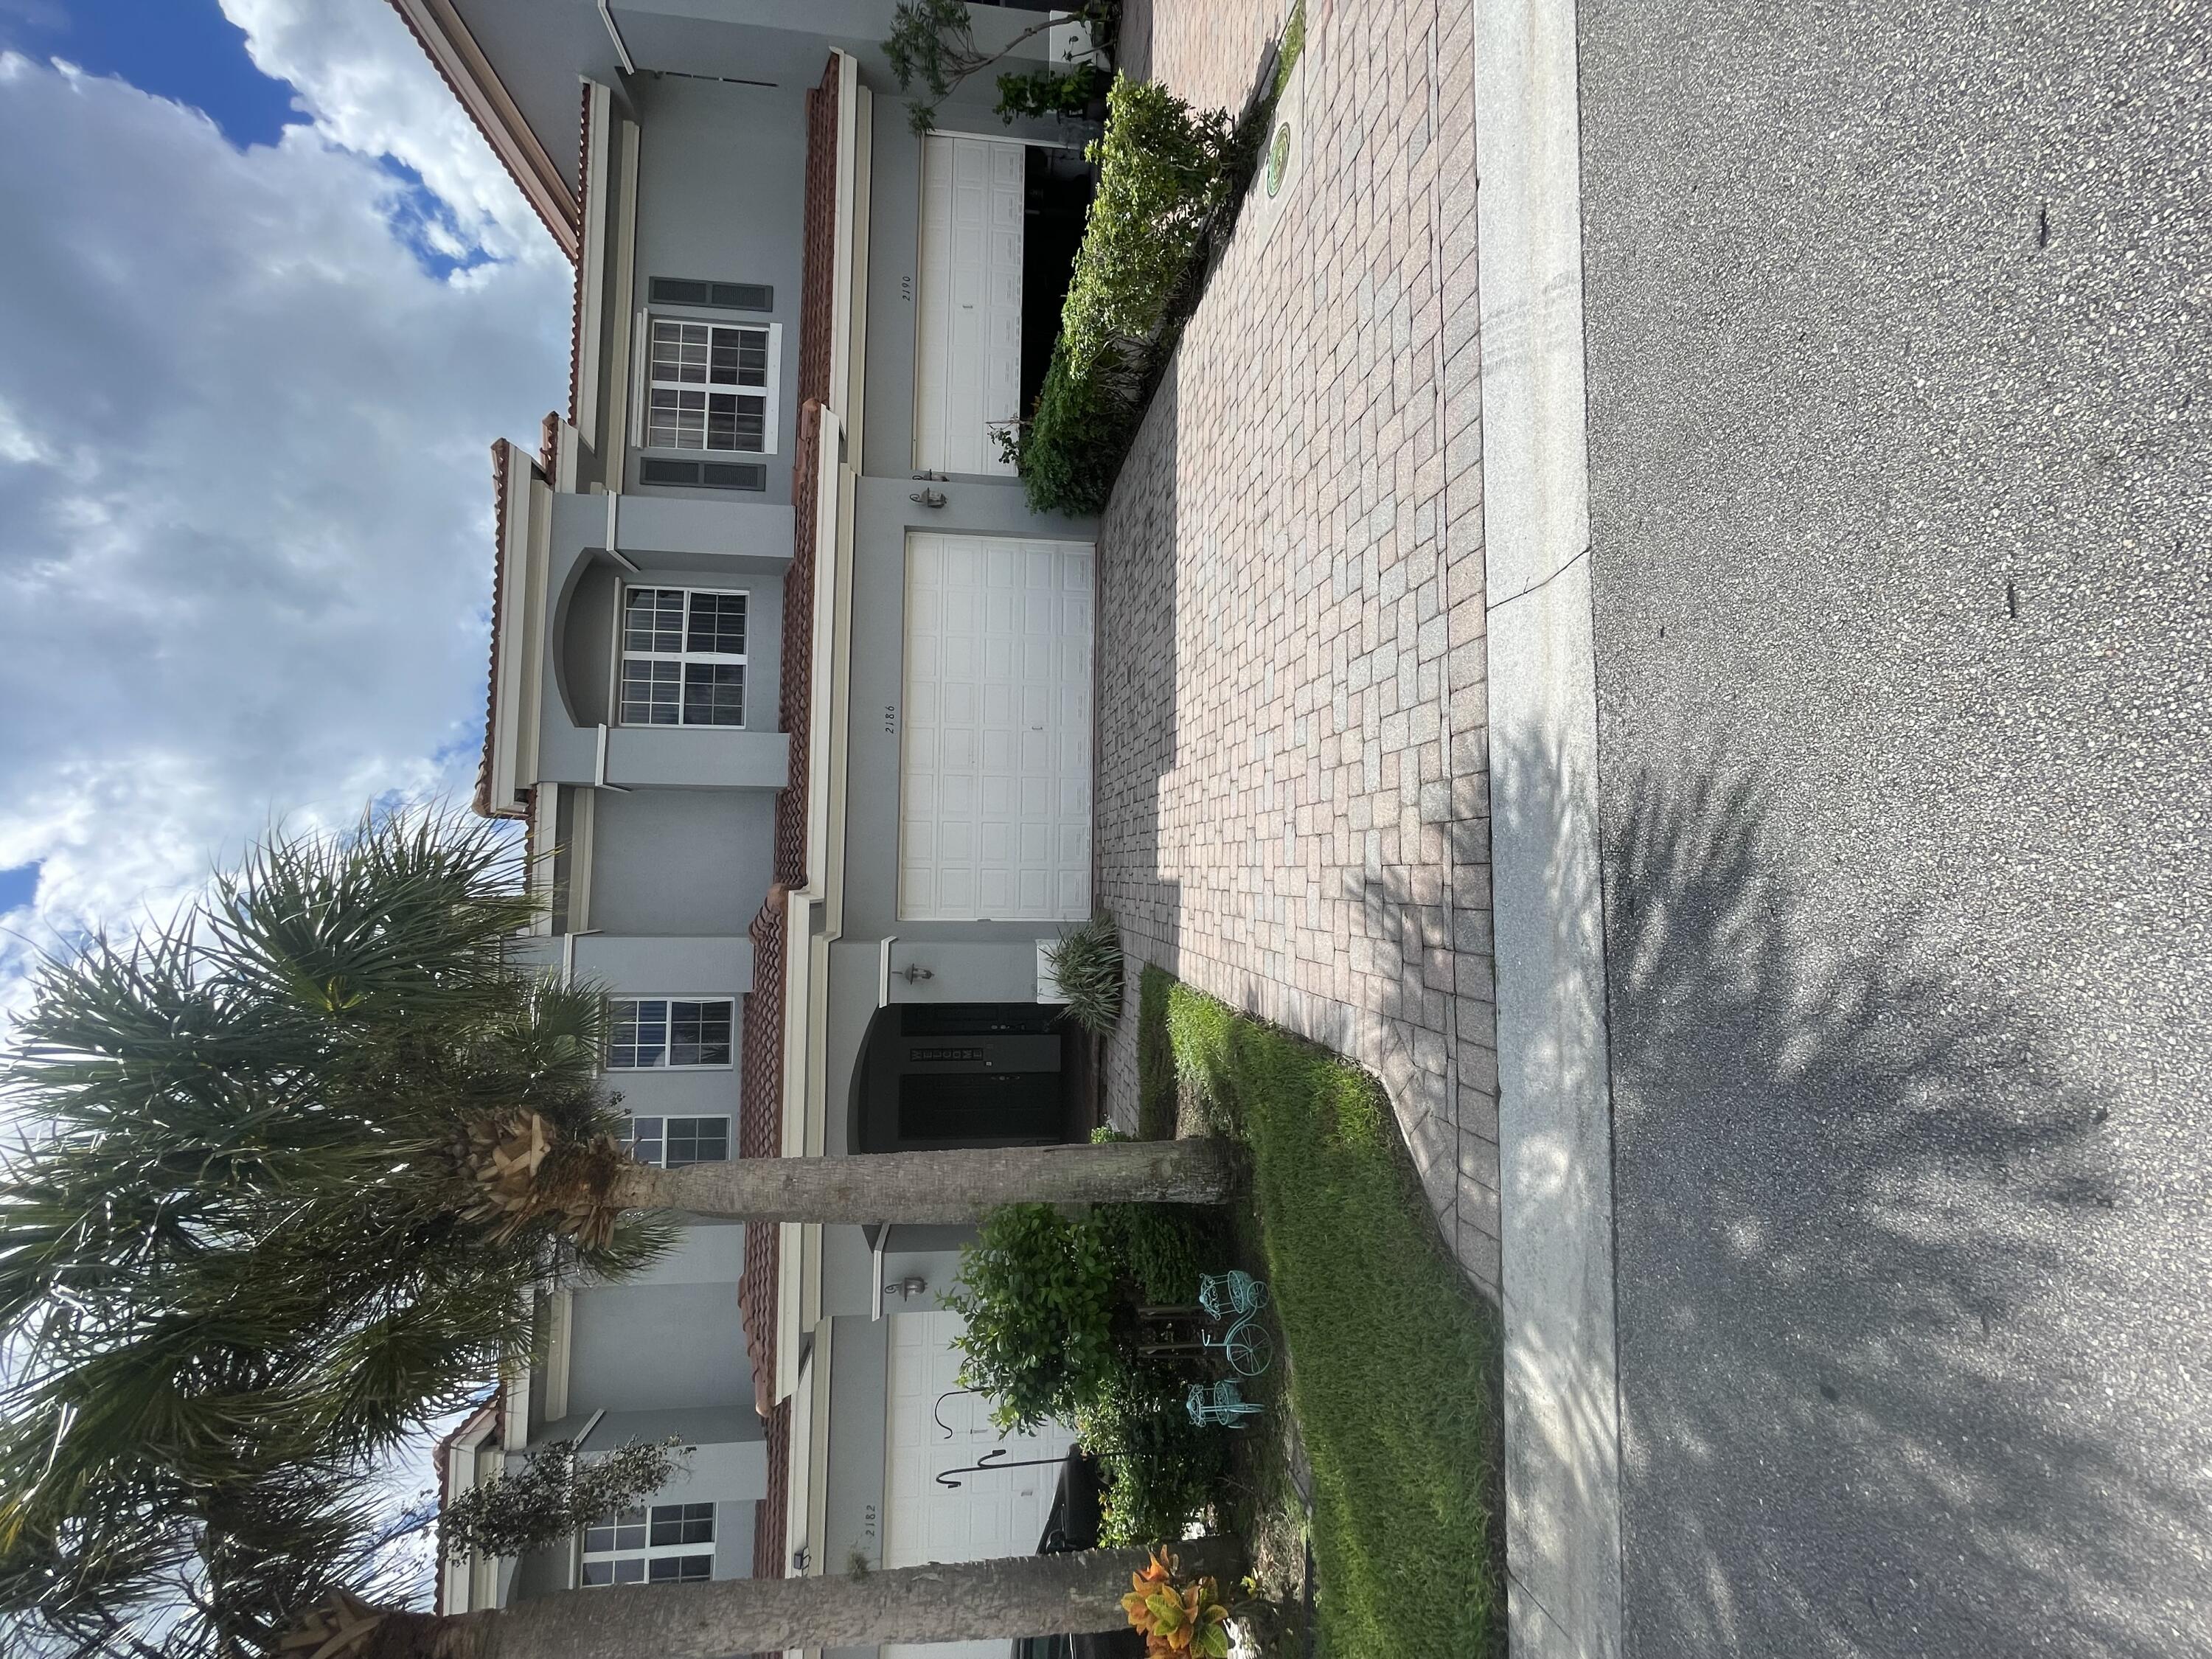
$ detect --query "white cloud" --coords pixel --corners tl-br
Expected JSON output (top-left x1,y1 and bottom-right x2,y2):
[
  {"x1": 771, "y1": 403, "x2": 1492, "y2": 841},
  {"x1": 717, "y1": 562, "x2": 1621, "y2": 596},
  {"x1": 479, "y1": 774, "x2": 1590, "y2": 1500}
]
[
  {"x1": 0, "y1": 13, "x2": 568, "y2": 1013},
  {"x1": 223, "y1": 0, "x2": 549, "y2": 263}
]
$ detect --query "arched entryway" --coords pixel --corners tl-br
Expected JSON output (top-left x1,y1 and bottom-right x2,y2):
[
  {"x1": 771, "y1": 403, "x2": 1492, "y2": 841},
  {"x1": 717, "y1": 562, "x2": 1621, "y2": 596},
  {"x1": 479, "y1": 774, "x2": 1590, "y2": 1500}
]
[{"x1": 848, "y1": 1002, "x2": 1088, "y2": 1155}]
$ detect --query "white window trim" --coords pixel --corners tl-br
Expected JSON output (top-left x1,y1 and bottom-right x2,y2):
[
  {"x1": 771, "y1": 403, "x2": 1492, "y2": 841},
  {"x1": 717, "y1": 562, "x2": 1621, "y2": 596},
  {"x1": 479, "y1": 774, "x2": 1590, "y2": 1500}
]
[
  {"x1": 605, "y1": 994, "x2": 737, "y2": 1071},
  {"x1": 636, "y1": 313, "x2": 782, "y2": 456},
  {"x1": 617, "y1": 585, "x2": 751, "y2": 730},
  {"x1": 581, "y1": 1502, "x2": 717, "y2": 1587},
  {"x1": 621, "y1": 1111, "x2": 734, "y2": 1168}
]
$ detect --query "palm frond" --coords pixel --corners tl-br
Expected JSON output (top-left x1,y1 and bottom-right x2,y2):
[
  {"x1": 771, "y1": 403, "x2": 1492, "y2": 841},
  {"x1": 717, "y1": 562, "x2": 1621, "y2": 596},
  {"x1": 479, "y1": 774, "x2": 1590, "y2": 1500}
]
[{"x1": 0, "y1": 807, "x2": 668, "y2": 1652}]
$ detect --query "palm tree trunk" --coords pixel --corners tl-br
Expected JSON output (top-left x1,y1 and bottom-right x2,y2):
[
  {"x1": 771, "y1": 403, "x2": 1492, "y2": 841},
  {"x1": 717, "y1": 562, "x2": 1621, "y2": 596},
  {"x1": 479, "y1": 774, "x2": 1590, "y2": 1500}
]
[
  {"x1": 378, "y1": 1542, "x2": 1242, "y2": 1658},
  {"x1": 608, "y1": 1136, "x2": 1240, "y2": 1224}
]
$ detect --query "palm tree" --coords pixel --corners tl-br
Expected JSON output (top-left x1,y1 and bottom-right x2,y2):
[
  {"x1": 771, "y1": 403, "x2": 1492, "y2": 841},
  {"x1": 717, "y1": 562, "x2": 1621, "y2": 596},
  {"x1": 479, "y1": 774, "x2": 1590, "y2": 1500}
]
[
  {"x1": 0, "y1": 810, "x2": 1237, "y2": 1653},
  {"x1": 285, "y1": 1538, "x2": 1242, "y2": 1658}
]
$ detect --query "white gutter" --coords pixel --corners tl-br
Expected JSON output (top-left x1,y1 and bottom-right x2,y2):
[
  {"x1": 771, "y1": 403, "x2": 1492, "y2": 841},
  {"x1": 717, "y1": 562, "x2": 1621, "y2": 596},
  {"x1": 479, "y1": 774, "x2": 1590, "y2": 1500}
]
[{"x1": 595, "y1": 0, "x2": 637, "y2": 76}]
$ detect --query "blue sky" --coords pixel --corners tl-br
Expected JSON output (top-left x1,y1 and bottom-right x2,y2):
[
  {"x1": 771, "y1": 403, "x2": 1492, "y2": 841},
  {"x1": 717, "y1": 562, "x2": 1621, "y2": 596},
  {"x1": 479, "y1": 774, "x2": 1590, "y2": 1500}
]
[
  {"x1": 0, "y1": 0, "x2": 302, "y2": 145},
  {"x1": 0, "y1": 0, "x2": 569, "y2": 1007}
]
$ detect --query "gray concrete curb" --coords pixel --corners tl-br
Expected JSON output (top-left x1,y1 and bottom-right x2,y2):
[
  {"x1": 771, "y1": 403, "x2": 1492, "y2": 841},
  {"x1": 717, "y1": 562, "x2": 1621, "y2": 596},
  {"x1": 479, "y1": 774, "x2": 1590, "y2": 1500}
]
[{"x1": 1472, "y1": 0, "x2": 1627, "y2": 1655}]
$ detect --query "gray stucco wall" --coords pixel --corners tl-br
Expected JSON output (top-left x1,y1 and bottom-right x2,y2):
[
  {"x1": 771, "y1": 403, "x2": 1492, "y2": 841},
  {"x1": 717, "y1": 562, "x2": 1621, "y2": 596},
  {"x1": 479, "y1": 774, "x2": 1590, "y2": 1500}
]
[
  {"x1": 563, "y1": 565, "x2": 619, "y2": 728},
  {"x1": 450, "y1": 0, "x2": 625, "y2": 195},
  {"x1": 626, "y1": 72, "x2": 809, "y2": 505},
  {"x1": 557, "y1": 1403, "x2": 763, "y2": 1450},
  {"x1": 572, "y1": 931, "x2": 754, "y2": 995},
  {"x1": 713, "y1": 1500, "x2": 758, "y2": 1580},
  {"x1": 588, "y1": 787, "x2": 776, "y2": 934},
  {"x1": 599, "y1": 1062, "x2": 741, "y2": 1129},
  {"x1": 549, "y1": 501, "x2": 791, "y2": 738},
  {"x1": 568, "y1": 1281, "x2": 751, "y2": 1414},
  {"x1": 821, "y1": 1314, "x2": 889, "y2": 1579}
]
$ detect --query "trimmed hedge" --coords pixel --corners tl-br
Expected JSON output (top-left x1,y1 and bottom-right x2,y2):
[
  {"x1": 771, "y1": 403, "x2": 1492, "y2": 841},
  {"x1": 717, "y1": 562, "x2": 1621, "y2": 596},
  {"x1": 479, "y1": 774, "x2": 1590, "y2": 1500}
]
[{"x1": 1016, "y1": 74, "x2": 1239, "y2": 515}]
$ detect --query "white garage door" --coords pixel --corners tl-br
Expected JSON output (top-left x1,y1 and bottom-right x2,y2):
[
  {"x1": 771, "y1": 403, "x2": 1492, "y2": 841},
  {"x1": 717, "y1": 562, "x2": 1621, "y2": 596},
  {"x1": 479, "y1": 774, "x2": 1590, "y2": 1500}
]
[
  {"x1": 914, "y1": 135, "x2": 1025, "y2": 476},
  {"x1": 883, "y1": 1310, "x2": 1075, "y2": 1659},
  {"x1": 900, "y1": 534, "x2": 1092, "y2": 922}
]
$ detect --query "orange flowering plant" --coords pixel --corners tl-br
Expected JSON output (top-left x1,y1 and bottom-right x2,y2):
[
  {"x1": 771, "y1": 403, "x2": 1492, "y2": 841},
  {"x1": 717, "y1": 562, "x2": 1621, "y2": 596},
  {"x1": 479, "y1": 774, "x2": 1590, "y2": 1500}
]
[{"x1": 1120, "y1": 1546, "x2": 1234, "y2": 1659}]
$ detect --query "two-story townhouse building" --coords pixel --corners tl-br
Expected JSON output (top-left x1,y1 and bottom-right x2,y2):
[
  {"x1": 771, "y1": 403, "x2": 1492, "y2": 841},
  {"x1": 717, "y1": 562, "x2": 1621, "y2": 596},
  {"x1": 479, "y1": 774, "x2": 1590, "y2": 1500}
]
[{"x1": 401, "y1": 3, "x2": 1114, "y2": 1651}]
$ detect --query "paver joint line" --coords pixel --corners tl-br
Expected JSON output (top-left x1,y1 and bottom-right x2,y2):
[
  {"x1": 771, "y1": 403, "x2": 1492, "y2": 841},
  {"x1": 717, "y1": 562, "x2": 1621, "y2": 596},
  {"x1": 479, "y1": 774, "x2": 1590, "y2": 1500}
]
[{"x1": 1094, "y1": 0, "x2": 1502, "y2": 1295}]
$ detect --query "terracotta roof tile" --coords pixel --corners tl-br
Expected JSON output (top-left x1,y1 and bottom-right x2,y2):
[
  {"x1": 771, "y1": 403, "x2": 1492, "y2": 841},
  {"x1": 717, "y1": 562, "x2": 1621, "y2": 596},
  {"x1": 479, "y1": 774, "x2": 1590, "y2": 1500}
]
[{"x1": 734, "y1": 53, "x2": 844, "y2": 1433}]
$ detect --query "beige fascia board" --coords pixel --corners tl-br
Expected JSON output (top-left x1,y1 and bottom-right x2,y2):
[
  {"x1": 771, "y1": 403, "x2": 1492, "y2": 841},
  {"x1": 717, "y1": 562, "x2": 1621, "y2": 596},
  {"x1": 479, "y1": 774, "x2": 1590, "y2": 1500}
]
[
  {"x1": 386, "y1": 0, "x2": 578, "y2": 260},
  {"x1": 606, "y1": 118, "x2": 642, "y2": 481},
  {"x1": 782, "y1": 1341, "x2": 817, "y2": 1580},
  {"x1": 823, "y1": 462, "x2": 857, "y2": 941},
  {"x1": 543, "y1": 1286, "x2": 574, "y2": 1422},
  {"x1": 828, "y1": 53, "x2": 859, "y2": 436},
  {"x1": 803, "y1": 411, "x2": 845, "y2": 908},
  {"x1": 844, "y1": 86, "x2": 872, "y2": 475},
  {"x1": 804, "y1": 1316, "x2": 834, "y2": 1587},
  {"x1": 499, "y1": 1354, "x2": 529, "y2": 1455},
  {"x1": 488, "y1": 449, "x2": 549, "y2": 813},
  {"x1": 574, "y1": 80, "x2": 616, "y2": 448},
  {"x1": 568, "y1": 785, "x2": 598, "y2": 933},
  {"x1": 517, "y1": 472, "x2": 552, "y2": 785},
  {"x1": 775, "y1": 883, "x2": 816, "y2": 1408},
  {"x1": 439, "y1": 1410, "x2": 502, "y2": 1613}
]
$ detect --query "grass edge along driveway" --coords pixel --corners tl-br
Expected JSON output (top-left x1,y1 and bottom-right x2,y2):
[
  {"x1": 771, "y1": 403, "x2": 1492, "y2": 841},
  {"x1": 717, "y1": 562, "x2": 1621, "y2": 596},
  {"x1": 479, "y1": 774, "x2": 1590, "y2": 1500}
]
[{"x1": 1145, "y1": 967, "x2": 1505, "y2": 1658}]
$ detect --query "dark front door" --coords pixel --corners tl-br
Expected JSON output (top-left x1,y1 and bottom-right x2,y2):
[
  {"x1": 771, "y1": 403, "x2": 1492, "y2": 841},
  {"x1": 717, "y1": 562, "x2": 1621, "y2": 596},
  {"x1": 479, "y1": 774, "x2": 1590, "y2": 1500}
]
[{"x1": 852, "y1": 1002, "x2": 1082, "y2": 1153}]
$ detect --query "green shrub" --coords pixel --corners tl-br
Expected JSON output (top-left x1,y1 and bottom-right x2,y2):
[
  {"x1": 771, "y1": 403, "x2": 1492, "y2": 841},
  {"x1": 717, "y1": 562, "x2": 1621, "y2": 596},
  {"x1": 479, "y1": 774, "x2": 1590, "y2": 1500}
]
[
  {"x1": 950, "y1": 1199, "x2": 1231, "y2": 1543},
  {"x1": 1045, "y1": 912, "x2": 1124, "y2": 1035},
  {"x1": 945, "y1": 1203, "x2": 1118, "y2": 1433},
  {"x1": 1091, "y1": 1201, "x2": 1206, "y2": 1304},
  {"x1": 1057, "y1": 77, "x2": 1234, "y2": 368},
  {"x1": 1136, "y1": 962, "x2": 1178, "y2": 1139},
  {"x1": 996, "y1": 61, "x2": 1107, "y2": 123},
  {"x1": 1017, "y1": 74, "x2": 1239, "y2": 515},
  {"x1": 1014, "y1": 347, "x2": 1130, "y2": 516},
  {"x1": 1077, "y1": 1365, "x2": 1229, "y2": 1546}
]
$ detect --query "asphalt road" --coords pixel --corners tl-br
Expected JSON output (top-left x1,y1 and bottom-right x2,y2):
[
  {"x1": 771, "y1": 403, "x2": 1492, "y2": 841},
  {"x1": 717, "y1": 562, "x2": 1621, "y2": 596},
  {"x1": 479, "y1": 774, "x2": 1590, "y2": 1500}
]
[{"x1": 1575, "y1": 3, "x2": 2212, "y2": 1655}]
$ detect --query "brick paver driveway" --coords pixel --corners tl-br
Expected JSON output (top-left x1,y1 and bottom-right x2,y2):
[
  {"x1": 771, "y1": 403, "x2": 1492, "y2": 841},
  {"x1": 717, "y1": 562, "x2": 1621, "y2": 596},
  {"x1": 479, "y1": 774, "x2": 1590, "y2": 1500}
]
[{"x1": 1096, "y1": 0, "x2": 1496, "y2": 1291}]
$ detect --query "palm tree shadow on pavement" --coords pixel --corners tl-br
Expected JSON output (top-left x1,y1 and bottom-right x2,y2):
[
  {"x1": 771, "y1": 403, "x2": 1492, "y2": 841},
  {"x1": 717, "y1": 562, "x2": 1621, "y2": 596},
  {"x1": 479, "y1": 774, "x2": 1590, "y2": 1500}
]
[{"x1": 1599, "y1": 756, "x2": 2193, "y2": 1658}]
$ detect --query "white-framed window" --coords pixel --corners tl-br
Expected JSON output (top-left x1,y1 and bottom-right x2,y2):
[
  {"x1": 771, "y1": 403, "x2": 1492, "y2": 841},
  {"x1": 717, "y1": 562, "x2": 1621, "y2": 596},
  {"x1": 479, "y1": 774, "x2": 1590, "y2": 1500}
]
[
  {"x1": 621, "y1": 1113, "x2": 731, "y2": 1167},
  {"x1": 619, "y1": 586, "x2": 747, "y2": 728},
  {"x1": 607, "y1": 997, "x2": 735, "y2": 1069},
  {"x1": 582, "y1": 1503, "x2": 716, "y2": 1586},
  {"x1": 645, "y1": 317, "x2": 779, "y2": 453}
]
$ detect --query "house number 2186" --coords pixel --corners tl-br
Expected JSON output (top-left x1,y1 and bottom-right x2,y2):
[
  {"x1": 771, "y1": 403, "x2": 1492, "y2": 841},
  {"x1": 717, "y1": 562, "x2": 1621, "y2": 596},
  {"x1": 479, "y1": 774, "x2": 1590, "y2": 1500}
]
[{"x1": 883, "y1": 704, "x2": 897, "y2": 734}]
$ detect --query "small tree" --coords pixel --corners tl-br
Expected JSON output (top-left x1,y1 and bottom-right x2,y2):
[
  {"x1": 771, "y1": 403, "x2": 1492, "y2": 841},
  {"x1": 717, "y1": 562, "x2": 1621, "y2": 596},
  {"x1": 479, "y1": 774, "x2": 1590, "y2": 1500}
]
[
  {"x1": 440, "y1": 1439, "x2": 686, "y2": 1564},
  {"x1": 884, "y1": 0, "x2": 1116, "y2": 135}
]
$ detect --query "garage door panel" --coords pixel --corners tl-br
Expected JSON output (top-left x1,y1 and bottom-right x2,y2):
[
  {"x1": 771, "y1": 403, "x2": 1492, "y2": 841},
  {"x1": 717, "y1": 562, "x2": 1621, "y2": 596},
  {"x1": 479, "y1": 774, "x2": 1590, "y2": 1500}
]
[
  {"x1": 902, "y1": 533, "x2": 1092, "y2": 922},
  {"x1": 916, "y1": 136, "x2": 1025, "y2": 476},
  {"x1": 885, "y1": 1310, "x2": 1073, "y2": 1627}
]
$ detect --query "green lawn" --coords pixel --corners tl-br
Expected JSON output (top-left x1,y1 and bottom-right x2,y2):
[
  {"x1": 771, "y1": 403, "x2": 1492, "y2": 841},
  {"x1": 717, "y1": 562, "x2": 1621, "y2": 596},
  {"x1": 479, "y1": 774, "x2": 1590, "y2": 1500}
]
[{"x1": 1150, "y1": 967, "x2": 1505, "y2": 1658}]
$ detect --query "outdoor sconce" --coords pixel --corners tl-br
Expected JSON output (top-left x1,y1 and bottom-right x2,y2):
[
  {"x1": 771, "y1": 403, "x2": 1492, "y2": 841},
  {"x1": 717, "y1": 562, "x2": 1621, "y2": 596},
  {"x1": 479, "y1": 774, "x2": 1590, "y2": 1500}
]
[{"x1": 909, "y1": 487, "x2": 947, "y2": 508}]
